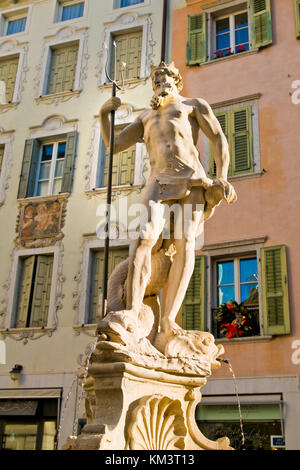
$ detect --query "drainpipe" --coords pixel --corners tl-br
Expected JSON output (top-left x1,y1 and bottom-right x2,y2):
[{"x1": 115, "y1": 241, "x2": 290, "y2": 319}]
[{"x1": 161, "y1": 0, "x2": 168, "y2": 62}]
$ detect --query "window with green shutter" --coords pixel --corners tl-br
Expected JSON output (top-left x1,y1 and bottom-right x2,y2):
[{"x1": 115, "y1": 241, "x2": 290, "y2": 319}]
[
  {"x1": 0, "y1": 55, "x2": 19, "y2": 103},
  {"x1": 111, "y1": 30, "x2": 143, "y2": 81},
  {"x1": 181, "y1": 256, "x2": 206, "y2": 331},
  {"x1": 46, "y1": 42, "x2": 79, "y2": 95},
  {"x1": 187, "y1": 13, "x2": 207, "y2": 65},
  {"x1": 14, "y1": 255, "x2": 54, "y2": 329},
  {"x1": 249, "y1": 0, "x2": 273, "y2": 48},
  {"x1": 100, "y1": 127, "x2": 136, "y2": 188},
  {"x1": 261, "y1": 246, "x2": 290, "y2": 336},
  {"x1": 18, "y1": 132, "x2": 77, "y2": 199},
  {"x1": 209, "y1": 106, "x2": 253, "y2": 178},
  {"x1": 88, "y1": 247, "x2": 129, "y2": 324},
  {"x1": 294, "y1": 0, "x2": 300, "y2": 38}
]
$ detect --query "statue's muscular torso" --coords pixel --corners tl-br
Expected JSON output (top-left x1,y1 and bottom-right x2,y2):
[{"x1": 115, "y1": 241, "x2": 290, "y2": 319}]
[{"x1": 140, "y1": 97, "x2": 207, "y2": 180}]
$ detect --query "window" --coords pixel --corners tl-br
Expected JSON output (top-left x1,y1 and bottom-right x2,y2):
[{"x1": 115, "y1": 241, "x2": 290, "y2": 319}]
[
  {"x1": 99, "y1": 127, "x2": 136, "y2": 188},
  {"x1": 181, "y1": 245, "x2": 290, "y2": 339},
  {"x1": 35, "y1": 142, "x2": 66, "y2": 197},
  {"x1": 197, "y1": 399, "x2": 284, "y2": 450},
  {"x1": 116, "y1": 0, "x2": 144, "y2": 7},
  {"x1": 46, "y1": 43, "x2": 79, "y2": 95},
  {"x1": 17, "y1": 132, "x2": 78, "y2": 199},
  {"x1": 0, "y1": 399, "x2": 58, "y2": 450},
  {"x1": 87, "y1": 247, "x2": 129, "y2": 324},
  {"x1": 214, "y1": 11, "x2": 249, "y2": 58},
  {"x1": 14, "y1": 255, "x2": 54, "y2": 329},
  {"x1": 56, "y1": 1, "x2": 84, "y2": 22},
  {"x1": 209, "y1": 106, "x2": 254, "y2": 178},
  {"x1": 6, "y1": 17, "x2": 26, "y2": 35},
  {"x1": 294, "y1": 0, "x2": 300, "y2": 38},
  {"x1": 111, "y1": 30, "x2": 143, "y2": 82},
  {"x1": 0, "y1": 55, "x2": 19, "y2": 104},
  {"x1": 187, "y1": 0, "x2": 273, "y2": 65}
]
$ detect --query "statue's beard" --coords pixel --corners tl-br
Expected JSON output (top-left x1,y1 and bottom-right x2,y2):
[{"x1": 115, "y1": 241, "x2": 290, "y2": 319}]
[{"x1": 150, "y1": 90, "x2": 173, "y2": 110}]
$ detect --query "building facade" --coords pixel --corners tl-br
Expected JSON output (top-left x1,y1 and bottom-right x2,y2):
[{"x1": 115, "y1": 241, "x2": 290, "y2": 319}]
[
  {"x1": 173, "y1": 0, "x2": 300, "y2": 450},
  {"x1": 0, "y1": 0, "x2": 184, "y2": 450}
]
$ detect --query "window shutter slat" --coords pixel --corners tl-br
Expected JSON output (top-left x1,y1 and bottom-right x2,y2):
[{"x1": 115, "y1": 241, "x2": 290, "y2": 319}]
[
  {"x1": 61, "y1": 131, "x2": 77, "y2": 193},
  {"x1": 232, "y1": 107, "x2": 253, "y2": 175},
  {"x1": 261, "y1": 246, "x2": 290, "y2": 335},
  {"x1": 30, "y1": 255, "x2": 53, "y2": 327},
  {"x1": 102, "y1": 127, "x2": 135, "y2": 187},
  {"x1": 294, "y1": 0, "x2": 300, "y2": 38},
  {"x1": 15, "y1": 256, "x2": 35, "y2": 328},
  {"x1": 18, "y1": 139, "x2": 40, "y2": 199},
  {"x1": 114, "y1": 31, "x2": 142, "y2": 81},
  {"x1": 187, "y1": 13, "x2": 207, "y2": 65},
  {"x1": 181, "y1": 256, "x2": 206, "y2": 331},
  {"x1": 47, "y1": 44, "x2": 79, "y2": 95},
  {"x1": 250, "y1": 0, "x2": 273, "y2": 48},
  {"x1": 209, "y1": 112, "x2": 229, "y2": 178}
]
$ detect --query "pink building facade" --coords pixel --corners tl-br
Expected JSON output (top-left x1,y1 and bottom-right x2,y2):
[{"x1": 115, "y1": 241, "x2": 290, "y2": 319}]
[{"x1": 173, "y1": 0, "x2": 300, "y2": 450}]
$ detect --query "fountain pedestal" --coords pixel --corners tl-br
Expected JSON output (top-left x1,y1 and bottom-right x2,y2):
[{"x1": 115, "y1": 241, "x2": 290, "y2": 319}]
[{"x1": 63, "y1": 361, "x2": 232, "y2": 451}]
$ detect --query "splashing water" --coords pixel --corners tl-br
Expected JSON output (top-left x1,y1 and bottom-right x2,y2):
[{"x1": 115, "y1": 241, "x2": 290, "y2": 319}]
[{"x1": 219, "y1": 358, "x2": 245, "y2": 449}]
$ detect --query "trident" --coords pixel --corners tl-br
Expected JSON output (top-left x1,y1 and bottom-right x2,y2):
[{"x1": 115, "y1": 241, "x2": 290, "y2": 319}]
[{"x1": 101, "y1": 41, "x2": 126, "y2": 319}]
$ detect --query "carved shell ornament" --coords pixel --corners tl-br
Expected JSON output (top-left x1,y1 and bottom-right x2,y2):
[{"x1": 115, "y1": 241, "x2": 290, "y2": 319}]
[{"x1": 126, "y1": 395, "x2": 187, "y2": 450}]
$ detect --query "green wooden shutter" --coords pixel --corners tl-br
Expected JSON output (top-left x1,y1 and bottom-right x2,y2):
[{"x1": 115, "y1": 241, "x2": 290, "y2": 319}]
[
  {"x1": 61, "y1": 131, "x2": 77, "y2": 193},
  {"x1": 261, "y1": 246, "x2": 290, "y2": 335},
  {"x1": 181, "y1": 256, "x2": 206, "y2": 331},
  {"x1": 15, "y1": 256, "x2": 35, "y2": 328},
  {"x1": 18, "y1": 139, "x2": 40, "y2": 199},
  {"x1": 114, "y1": 31, "x2": 142, "y2": 81},
  {"x1": 187, "y1": 13, "x2": 207, "y2": 65},
  {"x1": 0, "y1": 55, "x2": 19, "y2": 103},
  {"x1": 250, "y1": 0, "x2": 273, "y2": 48},
  {"x1": 30, "y1": 255, "x2": 54, "y2": 328},
  {"x1": 89, "y1": 248, "x2": 129, "y2": 323},
  {"x1": 209, "y1": 111, "x2": 229, "y2": 178},
  {"x1": 231, "y1": 106, "x2": 253, "y2": 175},
  {"x1": 0, "y1": 145, "x2": 4, "y2": 174},
  {"x1": 102, "y1": 127, "x2": 136, "y2": 187},
  {"x1": 47, "y1": 43, "x2": 79, "y2": 95},
  {"x1": 294, "y1": 0, "x2": 300, "y2": 38}
]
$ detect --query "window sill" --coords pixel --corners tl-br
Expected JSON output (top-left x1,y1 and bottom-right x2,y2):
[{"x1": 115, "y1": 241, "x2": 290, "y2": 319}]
[
  {"x1": 0, "y1": 326, "x2": 56, "y2": 343},
  {"x1": 98, "y1": 77, "x2": 148, "y2": 91},
  {"x1": 73, "y1": 324, "x2": 98, "y2": 337},
  {"x1": 17, "y1": 192, "x2": 70, "y2": 203},
  {"x1": 0, "y1": 102, "x2": 19, "y2": 113},
  {"x1": 198, "y1": 49, "x2": 259, "y2": 68},
  {"x1": 85, "y1": 184, "x2": 143, "y2": 198},
  {"x1": 35, "y1": 90, "x2": 81, "y2": 104},
  {"x1": 228, "y1": 170, "x2": 264, "y2": 182},
  {"x1": 215, "y1": 335, "x2": 272, "y2": 345}
]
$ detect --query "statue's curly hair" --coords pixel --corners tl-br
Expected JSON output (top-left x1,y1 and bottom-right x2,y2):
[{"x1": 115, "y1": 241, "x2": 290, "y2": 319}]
[{"x1": 150, "y1": 62, "x2": 183, "y2": 92}]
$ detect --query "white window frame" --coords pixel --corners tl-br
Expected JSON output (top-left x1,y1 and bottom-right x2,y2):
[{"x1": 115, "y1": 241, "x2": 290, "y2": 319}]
[
  {"x1": 34, "y1": 139, "x2": 67, "y2": 198},
  {"x1": 36, "y1": 26, "x2": 88, "y2": 99},
  {"x1": 0, "y1": 5, "x2": 32, "y2": 38},
  {"x1": 86, "y1": 104, "x2": 147, "y2": 192},
  {"x1": 0, "y1": 128, "x2": 14, "y2": 206},
  {"x1": 203, "y1": 236, "x2": 266, "y2": 336},
  {"x1": 3, "y1": 246, "x2": 61, "y2": 331},
  {"x1": 99, "y1": 13, "x2": 152, "y2": 86},
  {"x1": 113, "y1": 0, "x2": 149, "y2": 11},
  {"x1": 203, "y1": 94, "x2": 262, "y2": 181},
  {"x1": 53, "y1": 0, "x2": 88, "y2": 25},
  {"x1": 212, "y1": 9, "x2": 250, "y2": 58},
  {"x1": 74, "y1": 238, "x2": 130, "y2": 326}
]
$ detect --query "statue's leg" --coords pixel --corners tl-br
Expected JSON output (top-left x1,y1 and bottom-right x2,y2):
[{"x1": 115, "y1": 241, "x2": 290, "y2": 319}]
[
  {"x1": 126, "y1": 200, "x2": 166, "y2": 313},
  {"x1": 160, "y1": 187, "x2": 205, "y2": 333}
]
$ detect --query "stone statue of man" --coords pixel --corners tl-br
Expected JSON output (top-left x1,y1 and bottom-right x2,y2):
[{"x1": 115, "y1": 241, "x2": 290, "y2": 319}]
[{"x1": 98, "y1": 62, "x2": 237, "y2": 355}]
